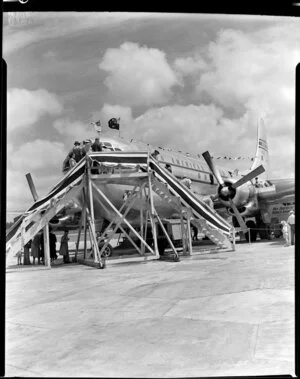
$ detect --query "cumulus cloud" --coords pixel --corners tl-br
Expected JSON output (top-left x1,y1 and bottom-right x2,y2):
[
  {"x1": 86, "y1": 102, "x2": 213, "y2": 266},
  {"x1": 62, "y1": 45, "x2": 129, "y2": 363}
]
[
  {"x1": 174, "y1": 55, "x2": 207, "y2": 77},
  {"x1": 10, "y1": 139, "x2": 66, "y2": 171},
  {"x1": 98, "y1": 104, "x2": 133, "y2": 125},
  {"x1": 195, "y1": 23, "x2": 299, "y2": 126},
  {"x1": 163, "y1": 21, "x2": 296, "y2": 178},
  {"x1": 99, "y1": 42, "x2": 181, "y2": 106},
  {"x1": 133, "y1": 104, "x2": 223, "y2": 149},
  {"x1": 129, "y1": 103, "x2": 292, "y2": 178},
  {"x1": 8, "y1": 88, "x2": 63, "y2": 130},
  {"x1": 6, "y1": 169, "x2": 35, "y2": 214},
  {"x1": 53, "y1": 118, "x2": 93, "y2": 141},
  {"x1": 6, "y1": 169, "x2": 64, "y2": 215},
  {"x1": 7, "y1": 140, "x2": 67, "y2": 214}
]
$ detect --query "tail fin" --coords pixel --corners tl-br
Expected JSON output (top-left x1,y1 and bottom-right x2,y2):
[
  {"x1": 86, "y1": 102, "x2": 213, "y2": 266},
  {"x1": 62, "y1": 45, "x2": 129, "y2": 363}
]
[{"x1": 250, "y1": 117, "x2": 270, "y2": 179}]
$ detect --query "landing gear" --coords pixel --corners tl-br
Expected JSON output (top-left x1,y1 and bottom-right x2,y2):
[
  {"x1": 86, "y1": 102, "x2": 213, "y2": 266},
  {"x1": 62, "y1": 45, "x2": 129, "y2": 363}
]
[
  {"x1": 255, "y1": 215, "x2": 271, "y2": 240},
  {"x1": 244, "y1": 220, "x2": 257, "y2": 242}
]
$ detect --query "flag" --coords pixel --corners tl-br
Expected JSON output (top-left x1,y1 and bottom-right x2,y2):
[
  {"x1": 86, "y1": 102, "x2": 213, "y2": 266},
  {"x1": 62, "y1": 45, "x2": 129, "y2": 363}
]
[
  {"x1": 91, "y1": 120, "x2": 102, "y2": 133},
  {"x1": 108, "y1": 118, "x2": 120, "y2": 130}
]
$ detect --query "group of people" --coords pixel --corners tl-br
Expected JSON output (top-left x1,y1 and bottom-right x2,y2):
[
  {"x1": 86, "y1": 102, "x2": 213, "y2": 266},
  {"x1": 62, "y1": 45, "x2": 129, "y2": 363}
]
[
  {"x1": 281, "y1": 210, "x2": 295, "y2": 247},
  {"x1": 63, "y1": 138, "x2": 104, "y2": 172},
  {"x1": 17, "y1": 229, "x2": 71, "y2": 265}
]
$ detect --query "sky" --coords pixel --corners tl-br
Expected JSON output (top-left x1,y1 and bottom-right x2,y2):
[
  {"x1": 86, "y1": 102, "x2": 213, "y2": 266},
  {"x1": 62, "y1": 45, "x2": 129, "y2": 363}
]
[{"x1": 3, "y1": 12, "x2": 299, "y2": 221}]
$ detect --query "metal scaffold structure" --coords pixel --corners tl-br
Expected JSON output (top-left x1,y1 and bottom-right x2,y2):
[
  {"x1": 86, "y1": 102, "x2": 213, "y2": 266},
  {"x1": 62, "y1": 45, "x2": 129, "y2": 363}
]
[{"x1": 6, "y1": 152, "x2": 235, "y2": 269}]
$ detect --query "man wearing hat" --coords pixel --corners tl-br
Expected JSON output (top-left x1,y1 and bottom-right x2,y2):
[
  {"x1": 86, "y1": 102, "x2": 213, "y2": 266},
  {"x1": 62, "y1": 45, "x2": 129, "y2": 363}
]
[
  {"x1": 91, "y1": 137, "x2": 103, "y2": 152},
  {"x1": 151, "y1": 150, "x2": 160, "y2": 160},
  {"x1": 71, "y1": 141, "x2": 84, "y2": 162},
  {"x1": 287, "y1": 210, "x2": 295, "y2": 246},
  {"x1": 82, "y1": 139, "x2": 92, "y2": 154}
]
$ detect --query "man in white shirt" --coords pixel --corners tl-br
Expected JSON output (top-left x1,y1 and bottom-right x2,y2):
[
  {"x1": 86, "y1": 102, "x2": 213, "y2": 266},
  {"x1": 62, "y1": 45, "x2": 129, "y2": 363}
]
[{"x1": 287, "y1": 210, "x2": 295, "y2": 246}]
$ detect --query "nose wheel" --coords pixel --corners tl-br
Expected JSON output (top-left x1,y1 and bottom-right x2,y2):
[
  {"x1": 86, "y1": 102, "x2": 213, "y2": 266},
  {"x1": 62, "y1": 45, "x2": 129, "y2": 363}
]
[{"x1": 244, "y1": 220, "x2": 257, "y2": 242}]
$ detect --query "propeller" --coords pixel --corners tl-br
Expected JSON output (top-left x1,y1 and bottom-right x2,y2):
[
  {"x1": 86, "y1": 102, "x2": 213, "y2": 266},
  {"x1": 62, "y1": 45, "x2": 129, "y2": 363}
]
[
  {"x1": 202, "y1": 151, "x2": 265, "y2": 233},
  {"x1": 228, "y1": 198, "x2": 248, "y2": 232},
  {"x1": 231, "y1": 165, "x2": 265, "y2": 189},
  {"x1": 202, "y1": 151, "x2": 225, "y2": 187}
]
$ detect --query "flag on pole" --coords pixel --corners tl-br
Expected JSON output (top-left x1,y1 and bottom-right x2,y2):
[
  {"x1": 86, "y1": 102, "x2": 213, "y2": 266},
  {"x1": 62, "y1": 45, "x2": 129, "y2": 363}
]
[{"x1": 108, "y1": 118, "x2": 120, "y2": 130}]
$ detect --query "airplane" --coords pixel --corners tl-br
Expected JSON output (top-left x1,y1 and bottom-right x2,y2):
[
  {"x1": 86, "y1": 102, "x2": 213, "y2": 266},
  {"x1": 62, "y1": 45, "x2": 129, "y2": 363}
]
[
  {"x1": 48, "y1": 117, "x2": 294, "y2": 243},
  {"x1": 7, "y1": 117, "x2": 294, "y2": 253}
]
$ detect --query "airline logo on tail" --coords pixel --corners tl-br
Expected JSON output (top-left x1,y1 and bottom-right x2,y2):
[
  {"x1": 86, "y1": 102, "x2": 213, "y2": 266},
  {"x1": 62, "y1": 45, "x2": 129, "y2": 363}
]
[
  {"x1": 258, "y1": 138, "x2": 268, "y2": 152},
  {"x1": 250, "y1": 117, "x2": 270, "y2": 178}
]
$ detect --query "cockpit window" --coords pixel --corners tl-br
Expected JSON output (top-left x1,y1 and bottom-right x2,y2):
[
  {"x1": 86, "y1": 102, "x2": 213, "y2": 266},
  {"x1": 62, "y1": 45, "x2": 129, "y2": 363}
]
[{"x1": 114, "y1": 148, "x2": 122, "y2": 151}]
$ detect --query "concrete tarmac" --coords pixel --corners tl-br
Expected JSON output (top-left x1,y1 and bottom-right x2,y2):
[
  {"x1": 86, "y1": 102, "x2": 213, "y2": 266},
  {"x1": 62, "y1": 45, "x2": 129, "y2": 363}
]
[{"x1": 6, "y1": 240, "x2": 294, "y2": 377}]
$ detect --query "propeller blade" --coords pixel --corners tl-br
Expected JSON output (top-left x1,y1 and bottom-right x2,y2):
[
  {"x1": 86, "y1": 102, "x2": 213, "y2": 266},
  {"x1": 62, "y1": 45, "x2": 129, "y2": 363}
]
[
  {"x1": 231, "y1": 165, "x2": 265, "y2": 189},
  {"x1": 202, "y1": 151, "x2": 225, "y2": 187},
  {"x1": 229, "y1": 199, "x2": 248, "y2": 232}
]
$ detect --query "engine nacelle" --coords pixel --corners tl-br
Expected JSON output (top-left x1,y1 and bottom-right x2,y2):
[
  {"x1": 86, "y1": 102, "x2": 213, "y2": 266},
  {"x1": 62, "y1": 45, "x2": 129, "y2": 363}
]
[
  {"x1": 218, "y1": 179, "x2": 250, "y2": 207},
  {"x1": 227, "y1": 183, "x2": 260, "y2": 218},
  {"x1": 217, "y1": 179, "x2": 260, "y2": 218}
]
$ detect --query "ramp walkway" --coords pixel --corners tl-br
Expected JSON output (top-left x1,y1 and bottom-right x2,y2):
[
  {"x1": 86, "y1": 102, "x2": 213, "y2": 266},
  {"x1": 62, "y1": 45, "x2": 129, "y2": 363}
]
[{"x1": 6, "y1": 152, "x2": 234, "y2": 263}]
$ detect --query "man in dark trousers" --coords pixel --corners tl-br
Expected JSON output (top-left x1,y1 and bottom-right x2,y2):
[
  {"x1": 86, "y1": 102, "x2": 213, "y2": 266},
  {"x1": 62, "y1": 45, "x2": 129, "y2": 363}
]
[
  {"x1": 23, "y1": 240, "x2": 31, "y2": 265},
  {"x1": 49, "y1": 229, "x2": 57, "y2": 262},
  {"x1": 40, "y1": 231, "x2": 45, "y2": 264},
  {"x1": 91, "y1": 137, "x2": 103, "y2": 152}
]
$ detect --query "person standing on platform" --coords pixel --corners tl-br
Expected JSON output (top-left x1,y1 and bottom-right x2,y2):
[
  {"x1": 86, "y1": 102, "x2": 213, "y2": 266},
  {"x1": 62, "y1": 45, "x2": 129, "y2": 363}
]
[
  {"x1": 71, "y1": 141, "x2": 83, "y2": 163},
  {"x1": 69, "y1": 153, "x2": 77, "y2": 169},
  {"x1": 151, "y1": 150, "x2": 160, "y2": 160},
  {"x1": 287, "y1": 210, "x2": 295, "y2": 246},
  {"x1": 91, "y1": 137, "x2": 103, "y2": 152},
  {"x1": 60, "y1": 230, "x2": 70, "y2": 263},
  {"x1": 31, "y1": 233, "x2": 41, "y2": 265},
  {"x1": 84, "y1": 139, "x2": 93, "y2": 154}
]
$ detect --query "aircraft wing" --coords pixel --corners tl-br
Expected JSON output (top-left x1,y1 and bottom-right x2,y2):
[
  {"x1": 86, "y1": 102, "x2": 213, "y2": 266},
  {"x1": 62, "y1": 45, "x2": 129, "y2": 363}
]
[{"x1": 256, "y1": 178, "x2": 294, "y2": 204}]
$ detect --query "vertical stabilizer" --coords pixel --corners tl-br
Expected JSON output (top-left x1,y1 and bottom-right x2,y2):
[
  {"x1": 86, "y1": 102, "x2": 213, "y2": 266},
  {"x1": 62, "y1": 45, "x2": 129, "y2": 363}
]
[{"x1": 250, "y1": 117, "x2": 269, "y2": 179}]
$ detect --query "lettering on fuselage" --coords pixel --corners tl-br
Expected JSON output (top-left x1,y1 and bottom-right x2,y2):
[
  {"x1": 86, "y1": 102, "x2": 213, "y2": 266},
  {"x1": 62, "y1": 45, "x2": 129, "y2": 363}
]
[{"x1": 268, "y1": 203, "x2": 295, "y2": 220}]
